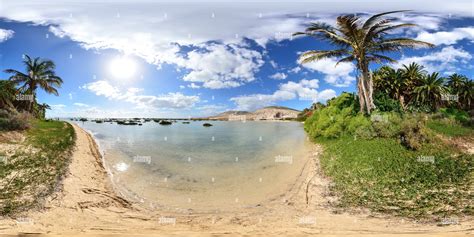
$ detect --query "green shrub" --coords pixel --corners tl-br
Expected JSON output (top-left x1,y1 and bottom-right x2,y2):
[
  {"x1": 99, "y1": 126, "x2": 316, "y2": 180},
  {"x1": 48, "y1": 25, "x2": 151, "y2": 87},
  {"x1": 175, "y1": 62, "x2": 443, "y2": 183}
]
[
  {"x1": 371, "y1": 112, "x2": 402, "y2": 138},
  {"x1": 438, "y1": 107, "x2": 471, "y2": 124},
  {"x1": 0, "y1": 111, "x2": 31, "y2": 131},
  {"x1": 305, "y1": 93, "x2": 358, "y2": 139},
  {"x1": 374, "y1": 92, "x2": 402, "y2": 112},
  {"x1": 399, "y1": 114, "x2": 430, "y2": 150},
  {"x1": 347, "y1": 114, "x2": 375, "y2": 139}
]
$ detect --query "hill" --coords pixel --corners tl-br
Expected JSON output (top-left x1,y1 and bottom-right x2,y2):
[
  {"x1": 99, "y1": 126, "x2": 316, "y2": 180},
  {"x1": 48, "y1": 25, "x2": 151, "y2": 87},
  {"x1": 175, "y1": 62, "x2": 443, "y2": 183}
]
[{"x1": 208, "y1": 106, "x2": 300, "y2": 121}]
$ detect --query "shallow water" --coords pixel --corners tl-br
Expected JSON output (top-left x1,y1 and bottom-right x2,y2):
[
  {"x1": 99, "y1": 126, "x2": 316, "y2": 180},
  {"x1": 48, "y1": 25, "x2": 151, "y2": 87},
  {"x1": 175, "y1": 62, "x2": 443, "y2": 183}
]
[{"x1": 77, "y1": 120, "x2": 312, "y2": 212}]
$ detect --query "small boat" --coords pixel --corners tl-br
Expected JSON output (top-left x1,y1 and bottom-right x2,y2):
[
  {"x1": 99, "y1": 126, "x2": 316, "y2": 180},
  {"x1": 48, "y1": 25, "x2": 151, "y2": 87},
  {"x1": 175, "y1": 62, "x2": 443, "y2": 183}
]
[
  {"x1": 203, "y1": 123, "x2": 213, "y2": 127},
  {"x1": 159, "y1": 120, "x2": 172, "y2": 125}
]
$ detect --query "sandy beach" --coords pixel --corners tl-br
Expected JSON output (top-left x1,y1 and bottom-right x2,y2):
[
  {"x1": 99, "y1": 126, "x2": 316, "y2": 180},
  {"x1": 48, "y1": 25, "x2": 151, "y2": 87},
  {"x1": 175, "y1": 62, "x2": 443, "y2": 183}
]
[{"x1": 0, "y1": 123, "x2": 472, "y2": 236}]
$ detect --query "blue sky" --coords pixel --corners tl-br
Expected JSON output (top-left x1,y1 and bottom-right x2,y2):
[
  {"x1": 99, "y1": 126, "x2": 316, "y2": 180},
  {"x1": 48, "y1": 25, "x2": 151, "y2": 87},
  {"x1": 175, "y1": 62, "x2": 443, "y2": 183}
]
[{"x1": 0, "y1": 0, "x2": 473, "y2": 118}]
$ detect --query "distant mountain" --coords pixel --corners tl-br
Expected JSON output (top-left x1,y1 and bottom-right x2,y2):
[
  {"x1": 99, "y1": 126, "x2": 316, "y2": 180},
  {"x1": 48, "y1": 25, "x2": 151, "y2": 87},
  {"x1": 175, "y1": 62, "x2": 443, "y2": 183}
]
[{"x1": 208, "y1": 106, "x2": 300, "y2": 121}]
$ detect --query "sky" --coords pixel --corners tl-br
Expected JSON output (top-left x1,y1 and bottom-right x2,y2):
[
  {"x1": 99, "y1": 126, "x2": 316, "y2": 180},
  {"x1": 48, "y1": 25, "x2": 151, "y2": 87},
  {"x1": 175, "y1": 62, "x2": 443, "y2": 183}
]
[{"x1": 0, "y1": 0, "x2": 473, "y2": 118}]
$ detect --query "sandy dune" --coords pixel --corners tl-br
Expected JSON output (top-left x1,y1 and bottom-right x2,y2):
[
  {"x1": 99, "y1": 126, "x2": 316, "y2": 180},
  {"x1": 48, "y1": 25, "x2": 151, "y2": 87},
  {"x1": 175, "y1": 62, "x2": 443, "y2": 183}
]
[{"x1": 0, "y1": 123, "x2": 472, "y2": 236}]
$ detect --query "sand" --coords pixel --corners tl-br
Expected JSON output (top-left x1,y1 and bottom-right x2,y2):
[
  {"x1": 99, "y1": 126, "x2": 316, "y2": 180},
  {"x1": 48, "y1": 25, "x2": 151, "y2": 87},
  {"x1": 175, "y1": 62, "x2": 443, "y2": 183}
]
[{"x1": 0, "y1": 123, "x2": 472, "y2": 236}]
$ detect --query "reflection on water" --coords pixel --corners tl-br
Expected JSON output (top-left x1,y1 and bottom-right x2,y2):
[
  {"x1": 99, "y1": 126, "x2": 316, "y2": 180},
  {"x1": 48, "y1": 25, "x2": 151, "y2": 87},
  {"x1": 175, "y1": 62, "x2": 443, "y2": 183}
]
[{"x1": 77, "y1": 120, "x2": 311, "y2": 212}]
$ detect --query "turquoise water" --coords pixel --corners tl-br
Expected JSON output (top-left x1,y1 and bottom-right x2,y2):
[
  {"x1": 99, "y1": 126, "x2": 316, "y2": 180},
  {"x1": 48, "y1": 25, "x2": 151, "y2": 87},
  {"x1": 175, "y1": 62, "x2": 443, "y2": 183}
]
[{"x1": 77, "y1": 120, "x2": 311, "y2": 212}]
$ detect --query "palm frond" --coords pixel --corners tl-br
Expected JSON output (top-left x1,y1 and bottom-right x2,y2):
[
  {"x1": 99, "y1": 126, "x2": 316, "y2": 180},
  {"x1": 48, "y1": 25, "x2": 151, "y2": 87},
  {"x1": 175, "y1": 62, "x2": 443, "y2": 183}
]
[
  {"x1": 362, "y1": 10, "x2": 410, "y2": 31},
  {"x1": 298, "y1": 50, "x2": 349, "y2": 64}
]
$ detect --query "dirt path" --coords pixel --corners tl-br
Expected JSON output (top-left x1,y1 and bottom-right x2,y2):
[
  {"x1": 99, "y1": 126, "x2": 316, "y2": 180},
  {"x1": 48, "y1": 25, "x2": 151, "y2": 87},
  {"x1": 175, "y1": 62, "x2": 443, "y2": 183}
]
[{"x1": 0, "y1": 124, "x2": 472, "y2": 236}]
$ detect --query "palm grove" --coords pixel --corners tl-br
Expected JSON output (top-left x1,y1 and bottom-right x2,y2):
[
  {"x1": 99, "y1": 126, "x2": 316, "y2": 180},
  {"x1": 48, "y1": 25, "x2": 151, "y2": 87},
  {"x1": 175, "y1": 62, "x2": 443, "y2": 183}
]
[
  {"x1": 295, "y1": 11, "x2": 473, "y2": 218},
  {"x1": 1, "y1": 55, "x2": 63, "y2": 130},
  {"x1": 294, "y1": 11, "x2": 472, "y2": 114}
]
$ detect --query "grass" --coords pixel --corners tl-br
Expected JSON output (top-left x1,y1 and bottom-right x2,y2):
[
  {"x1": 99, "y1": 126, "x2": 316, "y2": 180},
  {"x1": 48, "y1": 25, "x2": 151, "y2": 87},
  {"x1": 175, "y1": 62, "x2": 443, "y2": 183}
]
[
  {"x1": 316, "y1": 135, "x2": 474, "y2": 219},
  {"x1": 0, "y1": 120, "x2": 75, "y2": 216},
  {"x1": 427, "y1": 119, "x2": 473, "y2": 137}
]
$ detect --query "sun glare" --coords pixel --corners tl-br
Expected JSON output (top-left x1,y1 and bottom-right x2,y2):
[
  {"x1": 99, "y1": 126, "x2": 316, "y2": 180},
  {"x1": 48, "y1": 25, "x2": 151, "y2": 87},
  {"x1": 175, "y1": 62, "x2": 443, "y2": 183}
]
[{"x1": 109, "y1": 56, "x2": 137, "y2": 79}]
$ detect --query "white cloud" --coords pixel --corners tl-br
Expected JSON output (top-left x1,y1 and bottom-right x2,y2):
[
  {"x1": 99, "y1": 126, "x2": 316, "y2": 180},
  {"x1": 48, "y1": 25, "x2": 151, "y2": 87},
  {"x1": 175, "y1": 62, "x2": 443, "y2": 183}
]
[
  {"x1": 288, "y1": 66, "x2": 301, "y2": 74},
  {"x1": 177, "y1": 44, "x2": 264, "y2": 89},
  {"x1": 82, "y1": 80, "x2": 200, "y2": 109},
  {"x1": 269, "y1": 60, "x2": 278, "y2": 69},
  {"x1": 279, "y1": 79, "x2": 319, "y2": 100},
  {"x1": 300, "y1": 58, "x2": 356, "y2": 87},
  {"x1": 73, "y1": 102, "x2": 89, "y2": 107},
  {"x1": 196, "y1": 104, "x2": 228, "y2": 115},
  {"x1": 416, "y1": 27, "x2": 474, "y2": 45},
  {"x1": 396, "y1": 46, "x2": 472, "y2": 74},
  {"x1": 0, "y1": 29, "x2": 14, "y2": 42},
  {"x1": 51, "y1": 104, "x2": 66, "y2": 109},
  {"x1": 187, "y1": 83, "x2": 201, "y2": 89},
  {"x1": 68, "y1": 93, "x2": 73, "y2": 100},
  {"x1": 269, "y1": 72, "x2": 288, "y2": 80},
  {"x1": 1, "y1": 1, "x2": 464, "y2": 90},
  {"x1": 231, "y1": 79, "x2": 335, "y2": 110},
  {"x1": 317, "y1": 89, "x2": 337, "y2": 101}
]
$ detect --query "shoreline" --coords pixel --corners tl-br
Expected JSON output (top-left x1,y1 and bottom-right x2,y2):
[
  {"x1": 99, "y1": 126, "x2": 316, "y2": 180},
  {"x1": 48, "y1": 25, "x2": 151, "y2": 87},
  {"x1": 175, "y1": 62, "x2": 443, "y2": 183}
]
[{"x1": 0, "y1": 123, "x2": 472, "y2": 236}]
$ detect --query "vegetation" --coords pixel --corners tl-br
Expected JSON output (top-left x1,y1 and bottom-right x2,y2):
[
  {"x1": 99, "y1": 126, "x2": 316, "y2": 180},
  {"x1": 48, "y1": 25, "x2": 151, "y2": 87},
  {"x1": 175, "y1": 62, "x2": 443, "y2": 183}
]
[
  {"x1": 0, "y1": 110, "x2": 31, "y2": 131},
  {"x1": 0, "y1": 120, "x2": 75, "y2": 216},
  {"x1": 294, "y1": 11, "x2": 433, "y2": 114},
  {"x1": 373, "y1": 64, "x2": 473, "y2": 112},
  {"x1": 303, "y1": 88, "x2": 473, "y2": 218},
  {"x1": 2, "y1": 55, "x2": 63, "y2": 120},
  {"x1": 318, "y1": 136, "x2": 473, "y2": 218},
  {"x1": 0, "y1": 56, "x2": 71, "y2": 216}
]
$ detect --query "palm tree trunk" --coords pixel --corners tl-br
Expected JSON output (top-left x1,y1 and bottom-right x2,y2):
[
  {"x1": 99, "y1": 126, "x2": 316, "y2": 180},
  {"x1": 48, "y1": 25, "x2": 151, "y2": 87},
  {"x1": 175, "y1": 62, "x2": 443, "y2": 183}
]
[
  {"x1": 399, "y1": 94, "x2": 406, "y2": 111},
  {"x1": 359, "y1": 72, "x2": 372, "y2": 114},
  {"x1": 360, "y1": 64, "x2": 375, "y2": 114},
  {"x1": 357, "y1": 77, "x2": 366, "y2": 113}
]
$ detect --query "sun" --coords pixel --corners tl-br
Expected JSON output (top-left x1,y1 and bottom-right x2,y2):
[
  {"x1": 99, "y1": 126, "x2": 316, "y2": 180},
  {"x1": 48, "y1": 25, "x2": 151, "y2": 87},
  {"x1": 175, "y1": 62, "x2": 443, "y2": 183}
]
[{"x1": 108, "y1": 56, "x2": 137, "y2": 80}]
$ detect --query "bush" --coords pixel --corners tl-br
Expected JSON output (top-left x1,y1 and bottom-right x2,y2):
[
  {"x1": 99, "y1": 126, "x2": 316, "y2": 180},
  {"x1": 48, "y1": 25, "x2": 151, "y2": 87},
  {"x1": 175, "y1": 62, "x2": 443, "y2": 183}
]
[
  {"x1": 371, "y1": 112, "x2": 402, "y2": 138},
  {"x1": 437, "y1": 107, "x2": 471, "y2": 125},
  {"x1": 347, "y1": 114, "x2": 375, "y2": 139},
  {"x1": 0, "y1": 110, "x2": 31, "y2": 131},
  {"x1": 399, "y1": 114, "x2": 430, "y2": 150},
  {"x1": 373, "y1": 92, "x2": 402, "y2": 112},
  {"x1": 305, "y1": 94, "x2": 357, "y2": 139}
]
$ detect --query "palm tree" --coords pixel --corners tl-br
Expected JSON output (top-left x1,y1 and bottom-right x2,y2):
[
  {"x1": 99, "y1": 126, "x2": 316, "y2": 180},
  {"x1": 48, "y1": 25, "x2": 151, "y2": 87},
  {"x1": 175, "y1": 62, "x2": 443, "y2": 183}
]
[
  {"x1": 373, "y1": 66, "x2": 407, "y2": 109},
  {"x1": 4, "y1": 55, "x2": 63, "y2": 114},
  {"x1": 446, "y1": 74, "x2": 468, "y2": 108},
  {"x1": 0, "y1": 80, "x2": 16, "y2": 111},
  {"x1": 413, "y1": 72, "x2": 447, "y2": 111},
  {"x1": 399, "y1": 62, "x2": 427, "y2": 108},
  {"x1": 447, "y1": 73, "x2": 468, "y2": 90},
  {"x1": 458, "y1": 80, "x2": 473, "y2": 110},
  {"x1": 293, "y1": 11, "x2": 434, "y2": 114},
  {"x1": 37, "y1": 103, "x2": 51, "y2": 119}
]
